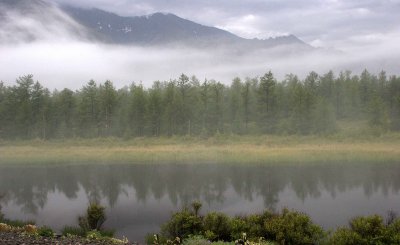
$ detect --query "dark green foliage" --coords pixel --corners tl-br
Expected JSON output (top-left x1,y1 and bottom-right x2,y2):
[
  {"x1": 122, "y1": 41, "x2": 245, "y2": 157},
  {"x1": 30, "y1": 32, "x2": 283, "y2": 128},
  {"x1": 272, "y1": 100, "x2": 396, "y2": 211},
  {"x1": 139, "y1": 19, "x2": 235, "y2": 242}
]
[
  {"x1": 98, "y1": 80, "x2": 117, "y2": 136},
  {"x1": 329, "y1": 228, "x2": 364, "y2": 245},
  {"x1": 247, "y1": 211, "x2": 275, "y2": 240},
  {"x1": 263, "y1": 208, "x2": 324, "y2": 245},
  {"x1": 161, "y1": 203, "x2": 324, "y2": 244},
  {"x1": 203, "y1": 212, "x2": 231, "y2": 241},
  {"x1": 78, "y1": 80, "x2": 99, "y2": 137},
  {"x1": 79, "y1": 202, "x2": 106, "y2": 230},
  {"x1": 98, "y1": 229, "x2": 116, "y2": 238},
  {"x1": 368, "y1": 96, "x2": 389, "y2": 132},
  {"x1": 191, "y1": 201, "x2": 202, "y2": 217},
  {"x1": 37, "y1": 226, "x2": 55, "y2": 237},
  {"x1": 349, "y1": 215, "x2": 385, "y2": 241},
  {"x1": 313, "y1": 98, "x2": 337, "y2": 134},
  {"x1": 257, "y1": 71, "x2": 277, "y2": 133},
  {"x1": 229, "y1": 217, "x2": 250, "y2": 241},
  {"x1": 63, "y1": 202, "x2": 113, "y2": 238},
  {"x1": 161, "y1": 208, "x2": 203, "y2": 239},
  {"x1": 159, "y1": 204, "x2": 400, "y2": 244},
  {"x1": 130, "y1": 83, "x2": 147, "y2": 137},
  {"x1": 61, "y1": 226, "x2": 87, "y2": 237},
  {"x1": 329, "y1": 215, "x2": 400, "y2": 245},
  {"x1": 1, "y1": 70, "x2": 400, "y2": 140},
  {"x1": 387, "y1": 219, "x2": 400, "y2": 244},
  {"x1": 230, "y1": 211, "x2": 274, "y2": 240}
]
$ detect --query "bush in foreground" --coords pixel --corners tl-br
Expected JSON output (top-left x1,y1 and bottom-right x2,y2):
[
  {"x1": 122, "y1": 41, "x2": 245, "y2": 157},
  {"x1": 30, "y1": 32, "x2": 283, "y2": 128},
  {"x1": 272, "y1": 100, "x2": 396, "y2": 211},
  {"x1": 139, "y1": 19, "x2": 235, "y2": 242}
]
[
  {"x1": 61, "y1": 226, "x2": 87, "y2": 237},
  {"x1": 161, "y1": 207, "x2": 203, "y2": 239},
  {"x1": 329, "y1": 215, "x2": 400, "y2": 244},
  {"x1": 160, "y1": 202, "x2": 325, "y2": 244},
  {"x1": 264, "y1": 208, "x2": 325, "y2": 244},
  {"x1": 158, "y1": 203, "x2": 400, "y2": 244},
  {"x1": 37, "y1": 226, "x2": 55, "y2": 237}
]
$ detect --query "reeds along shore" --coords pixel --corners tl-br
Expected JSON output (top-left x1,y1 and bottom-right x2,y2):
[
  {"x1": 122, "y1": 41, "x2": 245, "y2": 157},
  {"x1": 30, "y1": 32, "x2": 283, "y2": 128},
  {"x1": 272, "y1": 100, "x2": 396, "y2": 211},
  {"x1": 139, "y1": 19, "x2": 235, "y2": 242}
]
[{"x1": 1, "y1": 133, "x2": 400, "y2": 165}]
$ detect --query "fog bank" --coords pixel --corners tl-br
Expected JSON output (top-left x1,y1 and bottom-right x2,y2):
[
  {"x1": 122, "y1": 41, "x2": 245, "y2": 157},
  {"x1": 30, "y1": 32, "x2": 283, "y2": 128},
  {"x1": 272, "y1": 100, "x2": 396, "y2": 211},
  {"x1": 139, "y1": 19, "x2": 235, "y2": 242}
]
[
  {"x1": 1, "y1": 39, "x2": 400, "y2": 90},
  {"x1": 1, "y1": 1, "x2": 399, "y2": 89}
]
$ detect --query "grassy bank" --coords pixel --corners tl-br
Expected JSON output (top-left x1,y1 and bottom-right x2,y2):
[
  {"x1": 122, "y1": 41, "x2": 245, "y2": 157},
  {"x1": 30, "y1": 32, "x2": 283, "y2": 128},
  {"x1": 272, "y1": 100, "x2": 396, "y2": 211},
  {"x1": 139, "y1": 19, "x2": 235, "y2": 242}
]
[{"x1": 1, "y1": 133, "x2": 400, "y2": 165}]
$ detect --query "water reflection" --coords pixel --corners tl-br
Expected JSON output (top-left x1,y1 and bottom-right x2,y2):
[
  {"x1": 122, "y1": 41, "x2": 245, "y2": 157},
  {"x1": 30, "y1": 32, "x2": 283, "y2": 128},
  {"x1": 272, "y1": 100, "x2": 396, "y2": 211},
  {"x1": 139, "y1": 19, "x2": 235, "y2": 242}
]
[{"x1": 1, "y1": 163, "x2": 400, "y2": 241}]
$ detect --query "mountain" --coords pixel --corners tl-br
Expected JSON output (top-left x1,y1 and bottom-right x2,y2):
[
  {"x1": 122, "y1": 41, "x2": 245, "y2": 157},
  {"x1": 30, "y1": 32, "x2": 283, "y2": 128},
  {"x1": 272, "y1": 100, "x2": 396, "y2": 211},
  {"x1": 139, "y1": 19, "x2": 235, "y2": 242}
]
[
  {"x1": 0, "y1": 0, "x2": 310, "y2": 50},
  {"x1": 62, "y1": 6, "x2": 309, "y2": 49}
]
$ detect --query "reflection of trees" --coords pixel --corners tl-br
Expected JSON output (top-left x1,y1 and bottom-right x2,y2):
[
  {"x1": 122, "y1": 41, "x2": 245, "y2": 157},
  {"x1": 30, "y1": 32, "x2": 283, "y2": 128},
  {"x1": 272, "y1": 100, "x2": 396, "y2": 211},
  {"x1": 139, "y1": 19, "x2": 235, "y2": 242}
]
[{"x1": 1, "y1": 163, "x2": 400, "y2": 215}]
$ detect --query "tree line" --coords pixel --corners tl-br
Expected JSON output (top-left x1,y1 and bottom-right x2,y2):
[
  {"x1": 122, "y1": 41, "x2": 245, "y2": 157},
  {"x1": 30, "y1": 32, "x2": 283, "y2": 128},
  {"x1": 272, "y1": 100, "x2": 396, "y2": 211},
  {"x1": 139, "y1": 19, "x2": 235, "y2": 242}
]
[{"x1": 0, "y1": 70, "x2": 399, "y2": 139}]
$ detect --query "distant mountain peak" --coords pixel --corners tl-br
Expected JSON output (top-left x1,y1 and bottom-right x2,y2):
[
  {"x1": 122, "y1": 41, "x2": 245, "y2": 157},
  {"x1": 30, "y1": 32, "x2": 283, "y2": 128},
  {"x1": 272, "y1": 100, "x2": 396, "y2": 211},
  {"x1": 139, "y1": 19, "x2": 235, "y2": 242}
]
[
  {"x1": 0, "y1": 0, "x2": 311, "y2": 50},
  {"x1": 145, "y1": 12, "x2": 173, "y2": 17},
  {"x1": 61, "y1": 6, "x2": 309, "y2": 49}
]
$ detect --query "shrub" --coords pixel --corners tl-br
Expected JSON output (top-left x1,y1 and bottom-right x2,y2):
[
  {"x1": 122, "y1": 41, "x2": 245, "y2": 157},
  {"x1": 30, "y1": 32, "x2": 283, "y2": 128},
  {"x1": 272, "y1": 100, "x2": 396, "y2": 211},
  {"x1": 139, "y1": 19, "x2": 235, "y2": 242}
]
[
  {"x1": 264, "y1": 208, "x2": 324, "y2": 245},
  {"x1": 161, "y1": 208, "x2": 203, "y2": 239},
  {"x1": 145, "y1": 233, "x2": 168, "y2": 245},
  {"x1": 329, "y1": 215, "x2": 396, "y2": 245},
  {"x1": 387, "y1": 219, "x2": 400, "y2": 244},
  {"x1": 24, "y1": 224, "x2": 38, "y2": 233},
  {"x1": 86, "y1": 203, "x2": 106, "y2": 230},
  {"x1": 61, "y1": 226, "x2": 87, "y2": 237},
  {"x1": 329, "y1": 228, "x2": 363, "y2": 245},
  {"x1": 247, "y1": 211, "x2": 274, "y2": 240},
  {"x1": 191, "y1": 201, "x2": 203, "y2": 217},
  {"x1": 203, "y1": 212, "x2": 231, "y2": 241},
  {"x1": 79, "y1": 202, "x2": 106, "y2": 231},
  {"x1": 349, "y1": 215, "x2": 385, "y2": 239},
  {"x1": 182, "y1": 235, "x2": 210, "y2": 245},
  {"x1": 229, "y1": 211, "x2": 274, "y2": 241},
  {"x1": 86, "y1": 230, "x2": 103, "y2": 239},
  {"x1": 99, "y1": 229, "x2": 116, "y2": 238},
  {"x1": 0, "y1": 223, "x2": 12, "y2": 232},
  {"x1": 37, "y1": 226, "x2": 55, "y2": 237},
  {"x1": 229, "y1": 217, "x2": 250, "y2": 241}
]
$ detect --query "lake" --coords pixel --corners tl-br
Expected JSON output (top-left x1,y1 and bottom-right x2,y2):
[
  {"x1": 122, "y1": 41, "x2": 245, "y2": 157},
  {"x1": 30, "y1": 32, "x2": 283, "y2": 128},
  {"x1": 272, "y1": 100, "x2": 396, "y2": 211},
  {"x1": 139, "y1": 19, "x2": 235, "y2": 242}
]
[{"x1": 1, "y1": 163, "x2": 400, "y2": 242}]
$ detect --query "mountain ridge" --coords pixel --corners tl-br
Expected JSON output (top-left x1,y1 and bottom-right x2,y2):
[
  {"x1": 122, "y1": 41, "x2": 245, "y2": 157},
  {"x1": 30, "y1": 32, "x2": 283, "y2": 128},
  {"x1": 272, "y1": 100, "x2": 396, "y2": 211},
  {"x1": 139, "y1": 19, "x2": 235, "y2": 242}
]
[
  {"x1": 61, "y1": 5, "x2": 309, "y2": 49},
  {"x1": 0, "y1": 0, "x2": 311, "y2": 50}
]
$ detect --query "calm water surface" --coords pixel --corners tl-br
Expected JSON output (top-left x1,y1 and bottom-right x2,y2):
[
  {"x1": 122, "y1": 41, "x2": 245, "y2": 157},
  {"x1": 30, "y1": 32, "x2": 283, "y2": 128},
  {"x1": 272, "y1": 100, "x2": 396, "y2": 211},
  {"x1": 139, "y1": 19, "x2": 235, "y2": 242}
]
[{"x1": 1, "y1": 163, "x2": 400, "y2": 242}]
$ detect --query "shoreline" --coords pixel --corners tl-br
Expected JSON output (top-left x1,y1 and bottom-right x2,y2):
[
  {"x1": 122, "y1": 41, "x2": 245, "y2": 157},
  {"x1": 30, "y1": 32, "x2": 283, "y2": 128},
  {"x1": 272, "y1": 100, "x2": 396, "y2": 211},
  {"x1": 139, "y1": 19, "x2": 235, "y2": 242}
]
[{"x1": 1, "y1": 135, "x2": 400, "y2": 165}]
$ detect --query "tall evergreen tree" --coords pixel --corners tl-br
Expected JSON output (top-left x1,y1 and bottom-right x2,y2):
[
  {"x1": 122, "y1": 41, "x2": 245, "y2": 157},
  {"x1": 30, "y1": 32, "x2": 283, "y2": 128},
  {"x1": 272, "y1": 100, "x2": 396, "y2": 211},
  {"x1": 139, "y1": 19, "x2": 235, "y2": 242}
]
[
  {"x1": 147, "y1": 81, "x2": 163, "y2": 136},
  {"x1": 99, "y1": 80, "x2": 117, "y2": 136},
  {"x1": 130, "y1": 83, "x2": 147, "y2": 137},
  {"x1": 258, "y1": 71, "x2": 276, "y2": 132},
  {"x1": 78, "y1": 80, "x2": 99, "y2": 137}
]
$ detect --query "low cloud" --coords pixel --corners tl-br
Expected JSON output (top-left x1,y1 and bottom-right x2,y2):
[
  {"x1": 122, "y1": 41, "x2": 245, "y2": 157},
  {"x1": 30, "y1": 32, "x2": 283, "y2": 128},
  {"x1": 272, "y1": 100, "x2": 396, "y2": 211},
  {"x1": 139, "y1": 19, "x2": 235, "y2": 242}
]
[
  {"x1": 1, "y1": 39, "x2": 399, "y2": 90},
  {"x1": 0, "y1": 0, "x2": 399, "y2": 90}
]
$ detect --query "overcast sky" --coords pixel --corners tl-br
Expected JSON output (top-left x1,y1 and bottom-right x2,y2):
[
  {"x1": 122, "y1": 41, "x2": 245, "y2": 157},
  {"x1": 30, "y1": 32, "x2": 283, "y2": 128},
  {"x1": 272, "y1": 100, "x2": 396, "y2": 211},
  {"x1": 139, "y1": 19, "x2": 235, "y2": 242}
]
[
  {"x1": 2, "y1": 0, "x2": 400, "y2": 89},
  {"x1": 52, "y1": 0, "x2": 400, "y2": 51}
]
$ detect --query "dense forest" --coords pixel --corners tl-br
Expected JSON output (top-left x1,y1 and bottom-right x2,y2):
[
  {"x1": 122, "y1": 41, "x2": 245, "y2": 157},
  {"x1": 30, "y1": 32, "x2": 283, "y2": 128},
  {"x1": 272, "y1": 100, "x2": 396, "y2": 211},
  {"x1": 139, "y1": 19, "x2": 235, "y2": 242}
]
[{"x1": 0, "y1": 70, "x2": 399, "y2": 139}]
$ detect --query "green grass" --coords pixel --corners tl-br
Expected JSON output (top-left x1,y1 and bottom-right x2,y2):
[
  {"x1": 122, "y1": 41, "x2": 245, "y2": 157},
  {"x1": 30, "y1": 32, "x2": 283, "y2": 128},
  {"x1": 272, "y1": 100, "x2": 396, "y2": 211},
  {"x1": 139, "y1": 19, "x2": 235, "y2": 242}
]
[
  {"x1": 61, "y1": 226, "x2": 87, "y2": 237},
  {"x1": 1, "y1": 132, "x2": 400, "y2": 165},
  {"x1": 1, "y1": 120, "x2": 400, "y2": 165},
  {"x1": 0, "y1": 219, "x2": 35, "y2": 227}
]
